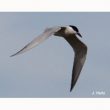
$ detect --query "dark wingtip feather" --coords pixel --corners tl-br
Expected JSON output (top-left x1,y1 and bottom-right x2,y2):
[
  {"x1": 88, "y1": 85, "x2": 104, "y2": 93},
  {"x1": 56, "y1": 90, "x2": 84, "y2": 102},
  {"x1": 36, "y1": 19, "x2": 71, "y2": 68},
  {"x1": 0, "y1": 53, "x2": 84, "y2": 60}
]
[
  {"x1": 10, "y1": 54, "x2": 16, "y2": 57},
  {"x1": 10, "y1": 52, "x2": 19, "y2": 57},
  {"x1": 70, "y1": 84, "x2": 74, "y2": 92},
  {"x1": 10, "y1": 55, "x2": 13, "y2": 57},
  {"x1": 10, "y1": 54, "x2": 15, "y2": 57},
  {"x1": 70, "y1": 87, "x2": 72, "y2": 92}
]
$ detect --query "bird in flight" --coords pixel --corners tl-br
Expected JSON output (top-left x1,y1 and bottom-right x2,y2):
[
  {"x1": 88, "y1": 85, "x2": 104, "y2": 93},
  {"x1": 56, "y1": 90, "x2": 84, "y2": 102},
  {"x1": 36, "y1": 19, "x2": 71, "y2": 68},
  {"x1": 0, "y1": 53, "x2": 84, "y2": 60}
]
[{"x1": 11, "y1": 25, "x2": 87, "y2": 92}]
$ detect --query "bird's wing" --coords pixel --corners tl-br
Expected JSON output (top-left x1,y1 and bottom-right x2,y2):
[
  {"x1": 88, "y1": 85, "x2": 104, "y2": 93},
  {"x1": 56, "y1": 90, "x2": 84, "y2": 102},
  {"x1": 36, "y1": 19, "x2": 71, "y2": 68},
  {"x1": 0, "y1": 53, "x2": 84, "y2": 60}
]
[
  {"x1": 64, "y1": 35, "x2": 87, "y2": 91},
  {"x1": 70, "y1": 45, "x2": 87, "y2": 91},
  {"x1": 11, "y1": 27, "x2": 61, "y2": 57}
]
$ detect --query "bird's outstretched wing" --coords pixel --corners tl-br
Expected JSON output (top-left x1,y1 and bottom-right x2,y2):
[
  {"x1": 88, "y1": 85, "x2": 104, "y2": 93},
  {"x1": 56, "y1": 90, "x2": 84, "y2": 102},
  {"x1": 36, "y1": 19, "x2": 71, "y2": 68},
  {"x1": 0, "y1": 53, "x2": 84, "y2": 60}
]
[
  {"x1": 64, "y1": 34, "x2": 87, "y2": 91},
  {"x1": 11, "y1": 27, "x2": 61, "y2": 57},
  {"x1": 70, "y1": 45, "x2": 87, "y2": 92}
]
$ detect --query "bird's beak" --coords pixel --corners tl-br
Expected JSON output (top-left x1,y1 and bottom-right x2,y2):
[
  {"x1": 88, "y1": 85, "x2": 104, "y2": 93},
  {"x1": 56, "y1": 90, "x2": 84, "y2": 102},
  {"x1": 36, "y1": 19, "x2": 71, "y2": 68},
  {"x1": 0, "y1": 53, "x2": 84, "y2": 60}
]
[{"x1": 77, "y1": 32, "x2": 82, "y2": 38}]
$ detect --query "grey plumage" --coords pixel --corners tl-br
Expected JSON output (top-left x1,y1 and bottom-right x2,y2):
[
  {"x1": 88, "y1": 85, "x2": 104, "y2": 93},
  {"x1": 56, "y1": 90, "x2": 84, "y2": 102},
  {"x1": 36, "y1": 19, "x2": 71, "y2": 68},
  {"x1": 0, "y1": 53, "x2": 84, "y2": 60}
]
[
  {"x1": 11, "y1": 27, "x2": 61, "y2": 57},
  {"x1": 64, "y1": 35, "x2": 87, "y2": 91}
]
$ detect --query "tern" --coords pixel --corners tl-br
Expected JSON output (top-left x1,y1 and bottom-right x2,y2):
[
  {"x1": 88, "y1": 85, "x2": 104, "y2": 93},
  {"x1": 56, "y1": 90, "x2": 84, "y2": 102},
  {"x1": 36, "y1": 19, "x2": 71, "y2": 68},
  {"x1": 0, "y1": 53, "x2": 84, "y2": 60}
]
[{"x1": 11, "y1": 25, "x2": 87, "y2": 92}]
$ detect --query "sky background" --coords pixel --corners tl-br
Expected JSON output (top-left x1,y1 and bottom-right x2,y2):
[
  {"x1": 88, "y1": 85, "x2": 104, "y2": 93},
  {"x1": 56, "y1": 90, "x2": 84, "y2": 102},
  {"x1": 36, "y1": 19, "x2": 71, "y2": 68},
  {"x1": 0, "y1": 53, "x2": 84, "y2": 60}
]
[{"x1": 0, "y1": 12, "x2": 110, "y2": 98}]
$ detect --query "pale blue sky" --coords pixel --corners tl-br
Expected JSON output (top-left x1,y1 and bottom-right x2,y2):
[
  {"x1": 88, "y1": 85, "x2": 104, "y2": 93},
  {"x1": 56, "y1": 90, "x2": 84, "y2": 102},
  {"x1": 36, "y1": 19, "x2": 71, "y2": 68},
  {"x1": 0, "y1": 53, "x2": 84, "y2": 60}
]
[{"x1": 0, "y1": 12, "x2": 110, "y2": 97}]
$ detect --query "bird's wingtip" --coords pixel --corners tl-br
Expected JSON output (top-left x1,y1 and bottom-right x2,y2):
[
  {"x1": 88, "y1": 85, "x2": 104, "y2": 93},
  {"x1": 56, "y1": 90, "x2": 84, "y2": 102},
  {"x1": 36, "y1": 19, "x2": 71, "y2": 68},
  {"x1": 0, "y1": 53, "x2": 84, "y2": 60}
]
[
  {"x1": 10, "y1": 53, "x2": 17, "y2": 57},
  {"x1": 10, "y1": 55, "x2": 14, "y2": 57},
  {"x1": 10, "y1": 54, "x2": 14, "y2": 57},
  {"x1": 70, "y1": 86, "x2": 73, "y2": 92}
]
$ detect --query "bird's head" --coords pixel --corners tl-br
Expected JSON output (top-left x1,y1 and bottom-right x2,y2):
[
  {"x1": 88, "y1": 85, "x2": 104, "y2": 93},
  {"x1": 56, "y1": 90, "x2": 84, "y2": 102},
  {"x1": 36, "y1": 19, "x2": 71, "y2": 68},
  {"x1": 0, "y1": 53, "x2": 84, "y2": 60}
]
[
  {"x1": 69, "y1": 25, "x2": 82, "y2": 38},
  {"x1": 54, "y1": 25, "x2": 82, "y2": 38}
]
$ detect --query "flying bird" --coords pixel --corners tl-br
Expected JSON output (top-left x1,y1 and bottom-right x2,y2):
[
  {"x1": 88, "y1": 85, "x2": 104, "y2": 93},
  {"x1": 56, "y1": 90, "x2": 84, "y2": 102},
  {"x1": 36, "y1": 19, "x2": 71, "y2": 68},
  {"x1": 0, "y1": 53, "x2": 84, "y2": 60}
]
[{"x1": 11, "y1": 25, "x2": 87, "y2": 92}]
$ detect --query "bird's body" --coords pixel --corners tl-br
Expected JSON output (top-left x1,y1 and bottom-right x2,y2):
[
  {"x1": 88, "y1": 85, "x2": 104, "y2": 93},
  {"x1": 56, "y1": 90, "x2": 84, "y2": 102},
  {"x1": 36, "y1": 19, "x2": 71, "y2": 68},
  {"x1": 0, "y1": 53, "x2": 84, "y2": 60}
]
[{"x1": 11, "y1": 25, "x2": 87, "y2": 92}]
